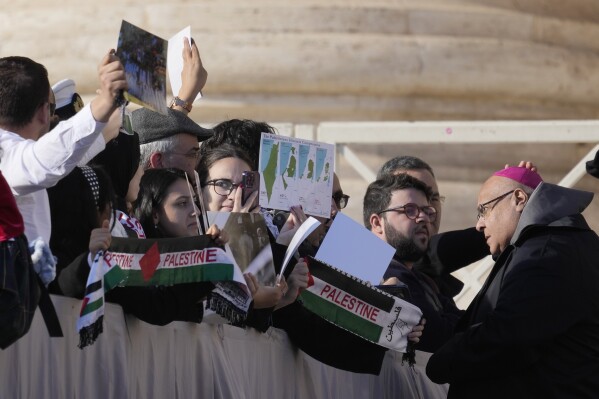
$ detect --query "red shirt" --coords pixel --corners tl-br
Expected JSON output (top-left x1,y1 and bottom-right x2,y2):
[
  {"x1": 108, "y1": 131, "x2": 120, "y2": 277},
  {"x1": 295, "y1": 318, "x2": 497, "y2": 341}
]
[{"x1": 0, "y1": 171, "x2": 24, "y2": 240}]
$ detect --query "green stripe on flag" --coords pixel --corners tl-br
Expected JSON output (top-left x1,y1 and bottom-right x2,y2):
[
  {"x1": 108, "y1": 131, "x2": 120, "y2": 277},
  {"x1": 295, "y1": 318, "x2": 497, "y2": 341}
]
[
  {"x1": 104, "y1": 266, "x2": 127, "y2": 291},
  {"x1": 81, "y1": 297, "x2": 104, "y2": 317},
  {"x1": 116, "y1": 263, "x2": 234, "y2": 286},
  {"x1": 301, "y1": 290, "x2": 382, "y2": 342}
]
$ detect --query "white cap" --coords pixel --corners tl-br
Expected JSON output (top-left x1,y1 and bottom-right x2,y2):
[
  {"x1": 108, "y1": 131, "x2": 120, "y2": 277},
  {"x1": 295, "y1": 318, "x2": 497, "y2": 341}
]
[{"x1": 51, "y1": 79, "x2": 76, "y2": 109}]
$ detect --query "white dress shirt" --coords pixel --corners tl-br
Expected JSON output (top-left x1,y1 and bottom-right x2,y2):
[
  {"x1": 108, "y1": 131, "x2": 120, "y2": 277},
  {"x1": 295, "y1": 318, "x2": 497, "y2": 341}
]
[{"x1": 0, "y1": 104, "x2": 107, "y2": 243}]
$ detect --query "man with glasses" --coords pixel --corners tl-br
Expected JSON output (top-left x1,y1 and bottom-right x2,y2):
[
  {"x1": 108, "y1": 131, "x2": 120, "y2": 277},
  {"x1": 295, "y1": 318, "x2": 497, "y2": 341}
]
[
  {"x1": 377, "y1": 156, "x2": 489, "y2": 302},
  {"x1": 364, "y1": 173, "x2": 464, "y2": 352},
  {"x1": 427, "y1": 166, "x2": 599, "y2": 398},
  {"x1": 135, "y1": 108, "x2": 213, "y2": 176}
]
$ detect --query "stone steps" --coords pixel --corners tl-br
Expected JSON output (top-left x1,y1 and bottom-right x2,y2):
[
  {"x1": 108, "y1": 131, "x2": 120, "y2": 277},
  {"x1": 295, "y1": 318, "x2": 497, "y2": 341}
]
[{"x1": 3, "y1": 1, "x2": 599, "y2": 123}]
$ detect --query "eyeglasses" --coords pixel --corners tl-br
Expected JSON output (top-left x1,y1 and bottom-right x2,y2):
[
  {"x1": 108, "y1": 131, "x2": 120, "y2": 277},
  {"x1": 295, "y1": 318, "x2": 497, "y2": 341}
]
[
  {"x1": 204, "y1": 179, "x2": 240, "y2": 197},
  {"x1": 378, "y1": 203, "x2": 437, "y2": 223},
  {"x1": 476, "y1": 190, "x2": 515, "y2": 220},
  {"x1": 332, "y1": 192, "x2": 350, "y2": 209},
  {"x1": 166, "y1": 150, "x2": 200, "y2": 161}
]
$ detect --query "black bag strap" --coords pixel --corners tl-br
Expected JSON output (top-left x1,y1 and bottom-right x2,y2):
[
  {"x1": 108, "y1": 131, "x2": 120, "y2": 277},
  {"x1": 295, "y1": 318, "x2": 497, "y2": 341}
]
[{"x1": 36, "y1": 274, "x2": 63, "y2": 338}]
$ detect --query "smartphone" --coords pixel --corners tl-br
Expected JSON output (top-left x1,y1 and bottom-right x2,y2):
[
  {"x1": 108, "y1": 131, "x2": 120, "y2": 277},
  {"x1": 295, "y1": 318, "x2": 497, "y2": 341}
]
[{"x1": 241, "y1": 171, "x2": 260, "y2": 207}]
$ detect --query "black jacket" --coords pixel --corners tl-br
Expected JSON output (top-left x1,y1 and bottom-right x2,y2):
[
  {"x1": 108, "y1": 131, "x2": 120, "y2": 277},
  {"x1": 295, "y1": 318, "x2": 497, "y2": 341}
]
[
  {"x1": 426, "y1": 183, "x2": 599, "y2": 398},
  {"x1": 383, "y1": 257, "x2": 464, "y2": 353},
  {"x1": 415, "y1": 227, "x2": 488, "y2": 298}
]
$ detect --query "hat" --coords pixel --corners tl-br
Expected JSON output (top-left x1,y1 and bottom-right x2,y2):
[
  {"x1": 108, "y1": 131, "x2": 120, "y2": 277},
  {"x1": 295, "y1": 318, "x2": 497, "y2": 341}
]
[
  {"x1": 52, "y1": 79, "x2": 77, "y2": 109},
  {"x1": 51, "y1": 78, "x2": 84, "y2": 120},
  {"x1": 493, "y1": 166, "x2": 543, "y2": 189},
  {"x1": 586, "y1": 149, "x2": 599, "y2": 179},
  {"x1": 132, "y1": 108, "x2": 213, "y2": 144}
]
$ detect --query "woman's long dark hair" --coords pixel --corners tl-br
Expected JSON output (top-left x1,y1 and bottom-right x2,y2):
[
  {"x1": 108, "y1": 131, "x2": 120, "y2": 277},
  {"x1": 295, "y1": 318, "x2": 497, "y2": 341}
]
[{"x1": 133, "y1": 168, "x2": 188, "y2": 238}]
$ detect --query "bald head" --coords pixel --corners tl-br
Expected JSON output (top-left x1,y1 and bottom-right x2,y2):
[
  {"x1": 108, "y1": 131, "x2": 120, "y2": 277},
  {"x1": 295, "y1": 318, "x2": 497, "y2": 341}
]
[{"x1": 475, "y1": 175, "x2": 532, "y2": 256}]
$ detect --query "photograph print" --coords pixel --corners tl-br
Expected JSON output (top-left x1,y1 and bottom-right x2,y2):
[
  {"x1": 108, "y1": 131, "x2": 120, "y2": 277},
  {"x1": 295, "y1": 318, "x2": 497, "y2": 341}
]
[{"x1": 116, "y1": 20, "x2": 168, "y2": 114}]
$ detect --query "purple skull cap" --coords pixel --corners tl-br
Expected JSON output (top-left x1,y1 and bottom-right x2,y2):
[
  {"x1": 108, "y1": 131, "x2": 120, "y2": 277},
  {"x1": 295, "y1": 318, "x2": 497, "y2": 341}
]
[{"x1": 493, "y1": 166, "x2": 543, "y2": 189}]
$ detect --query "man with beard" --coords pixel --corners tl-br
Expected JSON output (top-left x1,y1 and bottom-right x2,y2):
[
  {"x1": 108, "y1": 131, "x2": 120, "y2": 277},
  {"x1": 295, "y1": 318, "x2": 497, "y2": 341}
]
[
  {"x1": 364, "y1": 173, "x2": 464, "y2": 352},
  {"x1": 377, "y1": 155, "x2": 489, "y2": 300}
]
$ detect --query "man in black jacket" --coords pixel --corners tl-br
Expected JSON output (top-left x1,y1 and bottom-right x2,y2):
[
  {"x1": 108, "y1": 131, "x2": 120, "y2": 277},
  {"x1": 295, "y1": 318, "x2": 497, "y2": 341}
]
[
  {"x1": 365, "y1": 174, "x2": 465, "y2": 352},
  {"x1": 377, "y1": 156, "x2": 488, "y2": 299},
  {"x1": 426, "y1": 166, "x2": 599, "y2": 398}
]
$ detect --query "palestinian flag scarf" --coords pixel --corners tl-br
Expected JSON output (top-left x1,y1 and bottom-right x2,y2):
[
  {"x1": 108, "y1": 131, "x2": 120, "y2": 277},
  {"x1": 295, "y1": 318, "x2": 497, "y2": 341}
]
[
  {"x1": 77, "y1": 236, "x2": 244, "y2": 348},
  {"x1": 300, "y1": 257, "x2": 422, "y2": 353}
]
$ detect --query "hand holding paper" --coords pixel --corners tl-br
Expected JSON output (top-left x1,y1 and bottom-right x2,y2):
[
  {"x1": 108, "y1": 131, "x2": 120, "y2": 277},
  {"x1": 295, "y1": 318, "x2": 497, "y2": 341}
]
[
  {"x1": 277, "y1": 216, "x2": 321, "y2": 281},
  {"x1": 168, "y1": 27, "x2": 205, "y2": 107}
]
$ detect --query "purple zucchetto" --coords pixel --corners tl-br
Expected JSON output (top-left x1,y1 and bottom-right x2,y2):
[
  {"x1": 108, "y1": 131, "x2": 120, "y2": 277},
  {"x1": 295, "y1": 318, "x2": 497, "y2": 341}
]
[{"x1": 493, "y1": 166, "x2": 543, "y2": 189}]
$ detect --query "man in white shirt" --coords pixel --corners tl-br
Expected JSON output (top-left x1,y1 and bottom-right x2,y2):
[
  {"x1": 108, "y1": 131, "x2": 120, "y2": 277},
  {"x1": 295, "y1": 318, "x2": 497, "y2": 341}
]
[{"x1": 0, "y1": 52, "x2": 127, "y2": 243}]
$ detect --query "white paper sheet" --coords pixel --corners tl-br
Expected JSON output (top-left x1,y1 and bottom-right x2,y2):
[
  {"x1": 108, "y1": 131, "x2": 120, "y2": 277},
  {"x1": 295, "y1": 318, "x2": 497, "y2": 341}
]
[
  {"x1": 168, "y1": 26, "x2": 203, "y2": 101},
  {"x1": 278, "y1": 217, "x2": 321, "y2": 279},
  {"x1": 315, "y1": 213, "x2": 395, "y2": 284}
]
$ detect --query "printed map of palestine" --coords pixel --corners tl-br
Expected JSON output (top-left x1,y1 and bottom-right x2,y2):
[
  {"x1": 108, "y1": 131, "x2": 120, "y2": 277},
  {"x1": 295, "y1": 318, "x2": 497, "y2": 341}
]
[{"x1": 259, "y1": 133, "x2": 335, "y2": 218}]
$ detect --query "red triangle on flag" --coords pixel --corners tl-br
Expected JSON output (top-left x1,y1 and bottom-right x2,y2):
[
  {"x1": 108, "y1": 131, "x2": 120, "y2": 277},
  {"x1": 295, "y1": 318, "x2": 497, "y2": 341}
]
[
  {"x1": 306, "y1": 258, "x2": 314, "y2": 288},
  {"x1": 79, "y1": 297, "x2": 90, "y2": 317},
  {"x1": 140, "y1": 242, "x2": 161, "y2": 281}
]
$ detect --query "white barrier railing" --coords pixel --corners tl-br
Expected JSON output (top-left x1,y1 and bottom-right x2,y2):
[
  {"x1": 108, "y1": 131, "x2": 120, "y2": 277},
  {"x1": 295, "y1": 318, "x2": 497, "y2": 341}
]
[{"x1": 0, "y1": 295, "x2": 448, "y2": 399}]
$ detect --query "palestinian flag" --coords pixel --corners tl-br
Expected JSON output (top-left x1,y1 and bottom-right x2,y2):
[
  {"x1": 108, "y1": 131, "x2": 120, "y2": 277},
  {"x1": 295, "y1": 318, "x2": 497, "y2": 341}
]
[
  {"x1": 300, "y1": 257, "x2": 422, "y2": 353},
  {"x1": 78, "y1": 236, "x2": 241, "y2": 348},
  {"x1": 77, "y1": 251, "x2": 112, "y2": 348},
  {"x1": 103, "y1": 236, "x2": 235, "y2": 286}
]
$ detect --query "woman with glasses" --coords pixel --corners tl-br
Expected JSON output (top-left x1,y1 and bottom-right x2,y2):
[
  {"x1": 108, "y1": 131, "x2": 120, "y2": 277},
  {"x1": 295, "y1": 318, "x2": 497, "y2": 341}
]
[
  {"x1": 197, "y1": 144, "x2": 258, "y2": 213},
  {"x1": 196, "y1": 144, "x2": 280, "y2": 301},
  {"x1": 196, "y1": 144, "x2": 311, "y2": 326}
]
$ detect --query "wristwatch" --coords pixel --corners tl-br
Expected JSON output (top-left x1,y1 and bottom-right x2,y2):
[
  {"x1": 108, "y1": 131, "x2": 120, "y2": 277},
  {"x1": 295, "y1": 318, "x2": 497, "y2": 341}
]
[{"x1": 169, "y1": 96, "x2": 192, "y2": 112}]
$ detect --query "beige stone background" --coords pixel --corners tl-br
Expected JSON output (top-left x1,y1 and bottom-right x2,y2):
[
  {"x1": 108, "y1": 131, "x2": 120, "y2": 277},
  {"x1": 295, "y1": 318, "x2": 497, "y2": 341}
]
[{"x1": 2, "y1": 0, "x2": 598, "y2": 305}]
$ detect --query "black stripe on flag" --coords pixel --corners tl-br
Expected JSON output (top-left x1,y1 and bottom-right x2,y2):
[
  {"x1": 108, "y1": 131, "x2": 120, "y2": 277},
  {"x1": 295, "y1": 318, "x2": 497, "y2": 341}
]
[
  {"x1": 110, "y1": 235, "x2": 217, "y2": 254},
  {"x1": 84, "y1": 280, "x2": 102, "y2": 296},
  {"x1": 307, "y1": 256, "x2": 394, "y2": 312}
]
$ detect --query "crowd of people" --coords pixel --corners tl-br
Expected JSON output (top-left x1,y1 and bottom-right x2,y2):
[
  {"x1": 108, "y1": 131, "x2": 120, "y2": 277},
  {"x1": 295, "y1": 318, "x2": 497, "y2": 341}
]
[{"x1": 1, "y1": 38, "x2": 599, "y2": 398}]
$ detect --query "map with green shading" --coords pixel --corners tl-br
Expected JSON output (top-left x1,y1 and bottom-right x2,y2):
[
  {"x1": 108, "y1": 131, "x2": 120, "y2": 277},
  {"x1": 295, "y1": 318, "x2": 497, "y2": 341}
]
[
  {"x1": 260, "y1": 139, "x2": 278, "y2": 202},
  {"x1": 259, "y1": 133, "x2": 335, "y2": 218}
]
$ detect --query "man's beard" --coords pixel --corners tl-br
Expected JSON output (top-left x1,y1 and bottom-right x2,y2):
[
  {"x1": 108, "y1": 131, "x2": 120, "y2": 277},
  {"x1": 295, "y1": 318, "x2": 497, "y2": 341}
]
[{"x1": 384, "y1": 223, "x2": 426, "y2": 262}]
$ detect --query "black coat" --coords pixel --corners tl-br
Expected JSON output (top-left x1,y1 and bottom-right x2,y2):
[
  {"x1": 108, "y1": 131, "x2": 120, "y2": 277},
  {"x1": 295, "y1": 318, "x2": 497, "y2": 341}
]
[
  {"x1": 383, "y1": 257, "x2": 464, "y2": 353},
  {"x1": 415, "y1": 227, "x2": 488, "y2": 298},
  {"x1": 427, "y1": 183, "x2": 599, "y2": 399}
]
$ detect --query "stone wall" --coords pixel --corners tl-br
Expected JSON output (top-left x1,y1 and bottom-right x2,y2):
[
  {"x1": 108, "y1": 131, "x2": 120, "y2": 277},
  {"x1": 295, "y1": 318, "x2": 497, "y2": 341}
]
[{"x1": 2, "y1": 1, "x2": 599, "y2": 122}]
